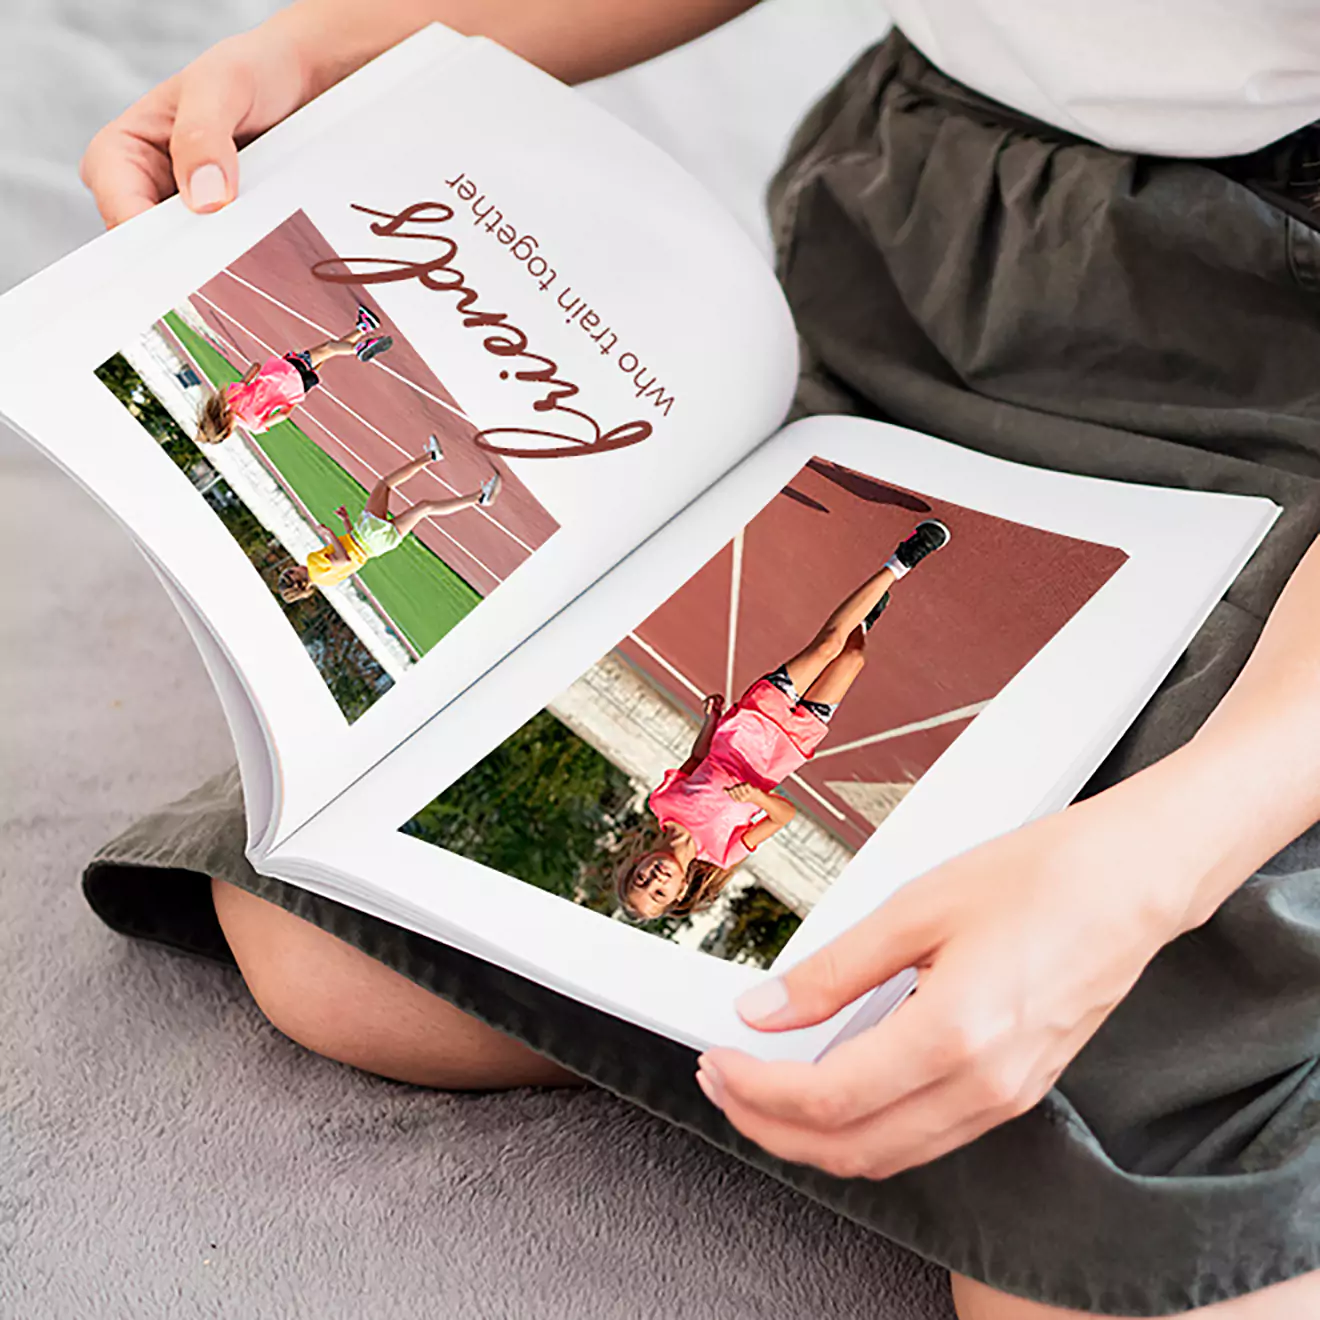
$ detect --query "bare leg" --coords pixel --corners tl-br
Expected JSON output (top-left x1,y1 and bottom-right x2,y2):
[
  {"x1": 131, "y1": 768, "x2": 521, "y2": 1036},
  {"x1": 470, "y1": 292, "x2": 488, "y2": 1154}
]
[
  {"x1": 800, "y1": 625, "x2": 867, "y2": 707},
  {"x1": 783, "y1": 564, "x2": 896, "y2": 695},
  {"x1": 212, "y1": 878, "x2": 582, "y2": 1089},
  {"x1": 364, "y1": 451, "x2": 438, "y2": 518},
  {"x1": 305, "y1": 327, "x2": 368, "y2": 370},
  {"x1": 391, "y1": 493, "x2": 483, "y2": 538},
  {"x1": 952, "y1": 1271, "x2": 1320, "y2": 1319}
]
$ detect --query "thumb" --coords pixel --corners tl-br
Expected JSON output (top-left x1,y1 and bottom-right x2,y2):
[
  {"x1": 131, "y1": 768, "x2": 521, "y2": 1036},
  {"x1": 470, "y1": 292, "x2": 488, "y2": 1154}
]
[
  {"x1": 735, "y1": 898, "x2": 942, "y2": 1032},
  {"x1": 169, "y1": 55, "x2": 256, "y2": 213}
]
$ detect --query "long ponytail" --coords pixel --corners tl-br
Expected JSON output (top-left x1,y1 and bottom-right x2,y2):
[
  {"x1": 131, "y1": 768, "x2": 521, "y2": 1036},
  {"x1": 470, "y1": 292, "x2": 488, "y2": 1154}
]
[{"x1": 196, "y1": 388, "x2": 235, "y2": 445}]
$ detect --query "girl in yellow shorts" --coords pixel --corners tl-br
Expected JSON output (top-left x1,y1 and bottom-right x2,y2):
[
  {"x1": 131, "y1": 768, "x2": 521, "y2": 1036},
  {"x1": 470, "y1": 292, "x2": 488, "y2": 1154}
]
[{"x1": 278, "y1": 436, "x2": 501, "y2": 601}]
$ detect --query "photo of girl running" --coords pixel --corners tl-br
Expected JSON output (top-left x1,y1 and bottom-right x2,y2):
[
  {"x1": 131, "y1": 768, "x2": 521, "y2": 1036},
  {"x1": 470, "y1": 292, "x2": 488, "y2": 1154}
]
[
  {"x1": 195, "y1": 304, "x2": 393, "y2": 444},
  {"x1": 278, "y1": 435, "x2": 502, "y2": 601},
  {"x1": 617, "y1": 519, "x2": 951, "y2": 921}
]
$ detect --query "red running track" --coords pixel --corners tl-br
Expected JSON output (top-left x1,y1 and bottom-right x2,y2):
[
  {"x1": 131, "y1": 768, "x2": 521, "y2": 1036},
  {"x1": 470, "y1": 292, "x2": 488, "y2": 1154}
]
[
  {"x1": 619, "y1": 458, "x2": 1127, "y2": 851},
  {"x1": 190, "y1": 209, "x2": 558, "y2": 596}
]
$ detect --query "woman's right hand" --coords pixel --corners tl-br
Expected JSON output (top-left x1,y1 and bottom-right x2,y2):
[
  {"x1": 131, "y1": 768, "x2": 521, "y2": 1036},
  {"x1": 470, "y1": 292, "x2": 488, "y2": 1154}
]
[{"x1": 703, "y1": 694, "x2": 726, "y2": 720}]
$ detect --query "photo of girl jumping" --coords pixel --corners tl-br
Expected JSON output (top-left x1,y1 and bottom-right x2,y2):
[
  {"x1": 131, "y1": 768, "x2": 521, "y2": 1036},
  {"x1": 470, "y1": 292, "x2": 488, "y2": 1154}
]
[
  {"x1": 196, "y1": 303, "x2": 393, "y2": 443},
  {"x1": 617, "y1": 518, "x2": 951, "y2": 922},
  {"x1": 278, "y1": 435, "x2": 502, "y2": 601}
]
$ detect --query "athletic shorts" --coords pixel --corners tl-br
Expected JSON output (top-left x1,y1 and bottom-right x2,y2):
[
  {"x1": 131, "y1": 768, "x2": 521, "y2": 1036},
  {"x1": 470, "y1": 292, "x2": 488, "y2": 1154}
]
[
  {"x1": 282, "y1": 350, "x2": 320, "y2": 393},
  {"x1": 351, "y1": 511, "x2": 404, "y2": 559},
  {"x1": 762, "y1": 665, "x2": 838, "y2": 724}
]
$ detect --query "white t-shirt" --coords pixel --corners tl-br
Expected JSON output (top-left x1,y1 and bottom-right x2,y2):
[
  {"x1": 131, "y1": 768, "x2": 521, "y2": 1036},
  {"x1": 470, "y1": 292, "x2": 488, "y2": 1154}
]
[{"x1": 884, "y1": 0, "x2": 1320, "y2": 157}]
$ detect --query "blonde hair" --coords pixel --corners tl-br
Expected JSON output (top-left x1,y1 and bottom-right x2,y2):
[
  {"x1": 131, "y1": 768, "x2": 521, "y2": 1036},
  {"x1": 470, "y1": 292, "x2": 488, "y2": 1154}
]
[
  {"x1": 196, "y1": 389, "x2": 235, "y2": 446},
  {"x1": 612, "y1": 820, "x2": 739, "y2": 922}
]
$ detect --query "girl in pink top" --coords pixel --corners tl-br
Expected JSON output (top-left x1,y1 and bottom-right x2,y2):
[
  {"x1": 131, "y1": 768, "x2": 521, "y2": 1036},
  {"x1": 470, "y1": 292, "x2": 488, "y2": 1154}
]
[
  {"x1": 617, "y1": 520, "x2": 951, "y2": 922},
  {"x1": 195, "y1": 304, "x2": 393, "y2": 443}
]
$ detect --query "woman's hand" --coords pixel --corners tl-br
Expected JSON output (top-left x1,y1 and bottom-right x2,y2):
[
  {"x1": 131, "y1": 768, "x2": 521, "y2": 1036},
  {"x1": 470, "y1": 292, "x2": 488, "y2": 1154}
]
[
  {"x1": 335, "y1": 505, "x2": 350, "y2": 521},
  {"x1": 703, "y1": 694, "x2": 726, "y2": 721},
  {"x1": 695, "y1": 784, "x2": 1206, "y2": 1181},
  {"x1": 78, "y1": 0, "x2": 763, "y2": 230},
  {"x1": 80, "y1": 24, "x2": 314, "y2": 227},
  {"x1": 696, "y1": 529, "x2": 1320, "y2": 1181}
]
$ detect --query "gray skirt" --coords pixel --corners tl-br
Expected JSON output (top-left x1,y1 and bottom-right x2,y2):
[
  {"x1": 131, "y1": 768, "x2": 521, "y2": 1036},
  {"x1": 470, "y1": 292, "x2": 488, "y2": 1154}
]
[{"x1": 85, "y1": 32, "x2": 1320, "y2": 1317}]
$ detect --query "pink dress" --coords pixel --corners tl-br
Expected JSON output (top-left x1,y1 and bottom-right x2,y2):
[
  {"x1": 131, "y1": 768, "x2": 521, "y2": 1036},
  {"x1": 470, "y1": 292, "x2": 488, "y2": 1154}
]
[
  {"x1": 224, "y1": 356, "x2": 306, "y2": 434},
  {"x1": 648, "y1": 679, "x2": 830, "y2": 868}
]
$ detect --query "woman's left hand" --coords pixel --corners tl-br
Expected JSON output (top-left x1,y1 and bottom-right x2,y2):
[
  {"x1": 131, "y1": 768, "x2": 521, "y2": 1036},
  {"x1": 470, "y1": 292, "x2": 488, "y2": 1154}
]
[{"x1": 695, "y1": 786, "x2": 1207, "y2": 1180}]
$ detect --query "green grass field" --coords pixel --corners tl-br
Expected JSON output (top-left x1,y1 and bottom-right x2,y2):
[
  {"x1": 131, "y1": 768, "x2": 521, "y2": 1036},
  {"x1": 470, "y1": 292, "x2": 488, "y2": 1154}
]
[{"x1": 164, "y1": 312, "x2": 481, "y2": 655}]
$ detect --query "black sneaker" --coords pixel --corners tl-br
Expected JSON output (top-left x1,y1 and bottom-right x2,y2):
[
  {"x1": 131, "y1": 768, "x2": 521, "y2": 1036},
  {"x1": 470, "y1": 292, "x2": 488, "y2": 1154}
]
[
  {"x1": 355, "y1": 334, "x2": 393, "y2": 363},
  {"x1": 861, "y1": 590, "x2": 891, "y2": 633},
  {"x1": 893, "y1": 520, "x2": 950, "y2": 571},
  {"x1": 355, "y1": 304, "x2": 381, "y2": 333}
]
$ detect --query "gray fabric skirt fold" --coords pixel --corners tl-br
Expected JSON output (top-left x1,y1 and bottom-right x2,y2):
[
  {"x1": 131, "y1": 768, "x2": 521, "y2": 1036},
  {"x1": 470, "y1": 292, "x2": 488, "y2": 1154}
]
[{"x1": 84, "y1": 30, "x2": 1320, "y2": 1316}]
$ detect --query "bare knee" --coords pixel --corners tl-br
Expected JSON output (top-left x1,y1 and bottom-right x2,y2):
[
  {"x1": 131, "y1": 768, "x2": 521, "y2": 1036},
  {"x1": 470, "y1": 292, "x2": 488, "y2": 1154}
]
[
  {"x1": 811, "y1": 621, "x2": 851, "y2": 662},
  {"x1": 210, "y1": 878, "x2": 580, "y2": 1091},
  {"x1": 840, "y1": 631, "x2": 867, "y2": 674}
]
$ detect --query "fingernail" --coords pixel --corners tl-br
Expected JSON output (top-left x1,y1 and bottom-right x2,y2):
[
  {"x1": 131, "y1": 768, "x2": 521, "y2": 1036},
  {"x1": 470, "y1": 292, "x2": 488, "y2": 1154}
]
[
  {"x1": 695, "y1": 1060, "x2": 725, "y2": 1110},
  {"x1": 736, "y1": 977, "x2": 790, "y2": 1025},
  {"x1": 188, "y1": 164, "x2": 228, "y2": 210}
]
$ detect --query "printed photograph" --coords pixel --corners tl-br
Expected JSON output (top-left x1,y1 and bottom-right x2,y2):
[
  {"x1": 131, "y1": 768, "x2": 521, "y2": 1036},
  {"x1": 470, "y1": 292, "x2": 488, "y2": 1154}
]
[
  {"x1": 402, "y1": 457, "x2": 1129, "y2": 965},
  {"x1": 95, "y1": 209, "x2": 559, "y2": 721}
]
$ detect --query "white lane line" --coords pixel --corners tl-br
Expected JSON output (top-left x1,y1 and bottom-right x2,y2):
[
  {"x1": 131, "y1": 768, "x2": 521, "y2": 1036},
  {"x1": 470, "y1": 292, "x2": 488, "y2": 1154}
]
[
  {"x1": 193, "y1": 316, "x2": 243, "y2": 359},
  {"x1": 193, "y1": 293, "x2": 532, "y2": 563},
  {"x1": 217, "y1": 268, "x2": 472, "y2": 423},
  {"x1": 724, "y1": 529, "x2": 744, "y2": 702},
  {"x1": 810, "y1": 700, "x2": 991, "y2": 760},
  {"x1": 784, "y1": 772, "x2": 849, "y2": 822},
  {"x1": 192, "y1": 296, "x2": 505, "y2": 589},
  {"x1": 627, "y1": 632, "x2": 705, "y2": 700}
]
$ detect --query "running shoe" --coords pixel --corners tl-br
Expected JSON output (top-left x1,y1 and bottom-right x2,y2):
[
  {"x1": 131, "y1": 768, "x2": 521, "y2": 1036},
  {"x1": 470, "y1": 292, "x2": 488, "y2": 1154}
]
[
  {"x1": 355, "y1": 334, "x2": 393, "y2": 363},
  {"x1": 893, "y1": 519, "x2": 950, "y2": 571},
  {"x1": 426, "y1": 434, "x2": 444, "y2": 462},
  {"x1": 861, "y1": 590, "x2": 891, "y2": 633},
  {"x1": 355, "y1": 304, "x2": 381, "y2": 333},
  {"x1": 478, "y1": 472, "x2": 502, "y2": 507}
]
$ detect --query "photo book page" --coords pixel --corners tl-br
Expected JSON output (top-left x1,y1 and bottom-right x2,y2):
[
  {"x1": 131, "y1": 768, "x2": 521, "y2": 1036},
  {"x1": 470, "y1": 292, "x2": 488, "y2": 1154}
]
[
  {"x1": 278, "y1": 415, "x2": 1278, "y2": 1059},
  {"x1": 0, "y1": 28, "x2": 799, "y2": 849}
]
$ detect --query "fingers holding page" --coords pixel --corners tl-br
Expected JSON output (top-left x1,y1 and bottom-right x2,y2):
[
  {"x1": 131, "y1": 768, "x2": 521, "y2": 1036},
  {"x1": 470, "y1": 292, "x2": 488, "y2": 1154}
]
[
  {"x1": 699, "y1": 1057, "x2": 1024, "y2": 1182},
  {"x1": 696, "y1": 969, "x2": 1063, "y2": 1180},
  {"x1": 80, "y1": 94, "x2": 181, "y2": 227},
  {"x1": 701, "y1": 966, "x2": 954, "y2": 1133},
  {"x1": 80, "y1": 29, "x2": 308, "y2": 227},
  {"x1": 731, "y1": 894, "x2": 941, "y2": 1035},
  {"x1": 694, "y1": 800, "x2": 1183, "y2": 1181}
]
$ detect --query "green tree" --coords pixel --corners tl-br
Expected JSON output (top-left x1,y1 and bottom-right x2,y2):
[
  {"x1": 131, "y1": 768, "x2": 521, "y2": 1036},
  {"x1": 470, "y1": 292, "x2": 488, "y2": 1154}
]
[
  {"x1": 94, "y1": 353, "x2": 393, "y2": 722},
  {"x1": 706, "y1": 886, "x2": 802, "y2": 968},
  {"x1": 95, "y1": 353, "x2": 202, "y2": 474},
  {"x1": 403, "y1": 711, "x2": 650, "y2": 899}
]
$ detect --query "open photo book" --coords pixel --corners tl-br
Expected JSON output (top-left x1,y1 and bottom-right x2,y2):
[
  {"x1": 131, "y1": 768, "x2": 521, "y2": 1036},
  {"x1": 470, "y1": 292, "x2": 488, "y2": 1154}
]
[{"x1": 0, "y1": 24, "x2": 1280, "y2": 1061}]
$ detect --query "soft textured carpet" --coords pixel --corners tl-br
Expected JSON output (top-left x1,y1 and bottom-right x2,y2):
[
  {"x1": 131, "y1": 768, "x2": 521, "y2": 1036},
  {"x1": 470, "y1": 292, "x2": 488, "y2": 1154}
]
[{"x1": 1, "y1": 4, "x2": 954, "y2": 1316}]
